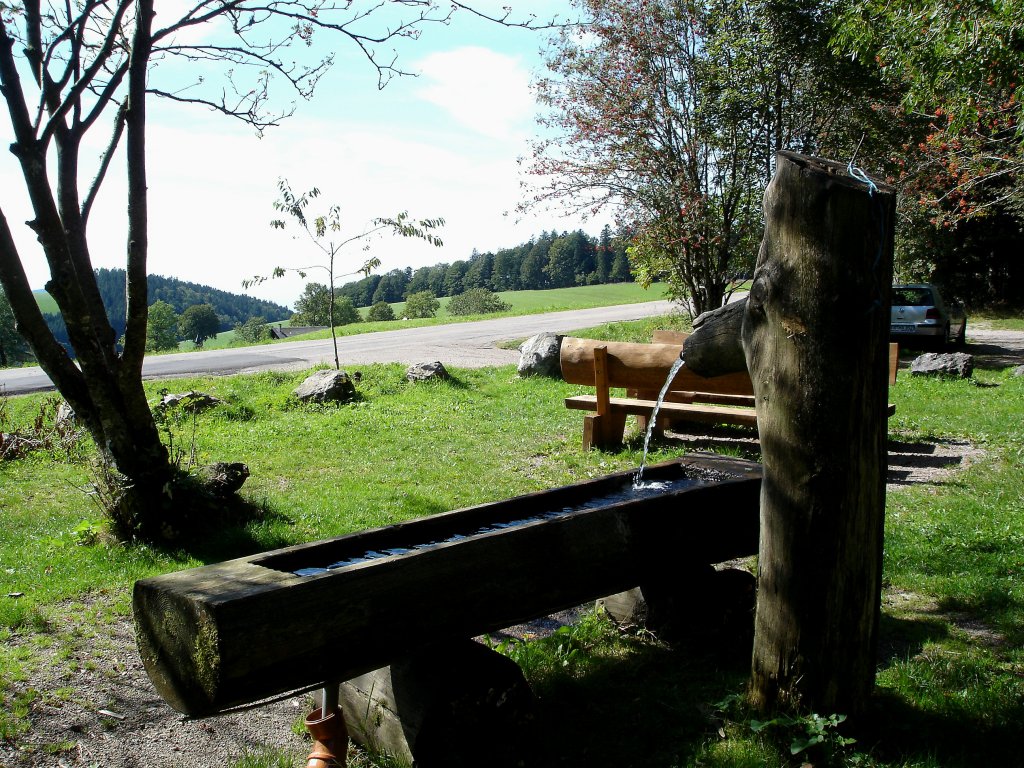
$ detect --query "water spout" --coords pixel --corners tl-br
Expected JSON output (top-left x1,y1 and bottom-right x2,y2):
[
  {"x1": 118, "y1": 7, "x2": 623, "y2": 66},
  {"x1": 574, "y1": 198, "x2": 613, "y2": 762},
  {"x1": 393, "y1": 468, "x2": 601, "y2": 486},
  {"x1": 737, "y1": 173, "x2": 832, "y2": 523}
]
[{"x1": 634, "y1": 353, "x2": 687, "y2": 487}]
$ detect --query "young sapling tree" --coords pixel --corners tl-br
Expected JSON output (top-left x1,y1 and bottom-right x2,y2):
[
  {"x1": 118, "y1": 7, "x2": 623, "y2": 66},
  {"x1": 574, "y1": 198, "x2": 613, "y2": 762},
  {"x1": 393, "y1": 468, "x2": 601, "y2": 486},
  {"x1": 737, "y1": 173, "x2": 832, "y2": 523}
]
[{"x1": 245, "y1": 179, "x2": 443, "y2": 369}]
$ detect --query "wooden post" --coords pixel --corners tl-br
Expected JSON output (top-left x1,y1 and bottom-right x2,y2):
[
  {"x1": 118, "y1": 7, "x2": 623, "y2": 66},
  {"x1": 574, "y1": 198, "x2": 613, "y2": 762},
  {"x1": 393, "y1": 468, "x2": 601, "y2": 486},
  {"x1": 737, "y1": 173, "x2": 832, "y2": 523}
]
[
  {"x1": 581, "y1": 345, "x2": 627, "y2": 450},
  {"x1": 337, "y1": 639, "x2": 536, "y2": 768},
  {"x1": 744, "y1": 151, "x2": 895, "y2": 715}
]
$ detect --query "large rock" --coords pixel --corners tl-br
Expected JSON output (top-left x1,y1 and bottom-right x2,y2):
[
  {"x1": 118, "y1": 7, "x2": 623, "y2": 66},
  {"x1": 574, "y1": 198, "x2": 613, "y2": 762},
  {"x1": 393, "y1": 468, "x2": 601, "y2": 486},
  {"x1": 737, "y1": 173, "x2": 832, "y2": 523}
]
[
  {"x1": 293, "y1": 370, "x2": 357, "y2": 403},
  {"x1": 517, "y1": 332, "x2": 564, "y2": 377},
  {"x1": 910, "y1": 352, "x2": 974, "y2": 379},
  {"x1": 406, "y1": 361, "x2": 450, "y2": 382}
]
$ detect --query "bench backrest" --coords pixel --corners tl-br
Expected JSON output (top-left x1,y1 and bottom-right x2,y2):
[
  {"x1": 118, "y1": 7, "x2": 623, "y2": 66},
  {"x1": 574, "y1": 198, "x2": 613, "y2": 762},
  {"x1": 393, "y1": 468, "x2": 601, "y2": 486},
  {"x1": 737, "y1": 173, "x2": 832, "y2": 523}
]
[{"x1": 560, "y1": 335, "x2": 899, "y2": 393}]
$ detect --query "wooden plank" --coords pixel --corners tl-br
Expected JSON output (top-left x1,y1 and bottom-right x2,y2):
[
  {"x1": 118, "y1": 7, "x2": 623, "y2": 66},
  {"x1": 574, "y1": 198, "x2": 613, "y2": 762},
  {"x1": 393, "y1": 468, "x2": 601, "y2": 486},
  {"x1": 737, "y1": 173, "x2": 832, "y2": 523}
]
[
  {"x1": 565, "y1": 395, "x2": 759, "y2": 427},
  {"x1": 134, "y1": 454, "x2": 762, "y2": 717},
  {"x1": 652, "y1": 330, "x2": 689, "y2": 345},
  {"x1": 594, "y1": 345, "x2": 610, "y2": 417}
]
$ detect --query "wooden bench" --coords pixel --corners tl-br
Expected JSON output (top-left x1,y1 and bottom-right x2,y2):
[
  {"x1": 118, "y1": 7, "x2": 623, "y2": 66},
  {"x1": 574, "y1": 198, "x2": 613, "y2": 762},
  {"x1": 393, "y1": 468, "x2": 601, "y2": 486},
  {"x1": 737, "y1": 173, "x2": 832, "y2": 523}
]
[{"x1": 561, "y1": 332, "x2": 899, "y2": 450}]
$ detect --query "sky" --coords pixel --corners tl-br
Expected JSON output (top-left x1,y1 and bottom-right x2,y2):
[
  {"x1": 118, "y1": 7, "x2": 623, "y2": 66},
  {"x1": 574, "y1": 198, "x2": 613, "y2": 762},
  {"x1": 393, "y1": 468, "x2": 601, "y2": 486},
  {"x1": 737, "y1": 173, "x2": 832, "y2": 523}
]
[{"x1": 1, "y1": 1, "x2": 604, "y2": 308}]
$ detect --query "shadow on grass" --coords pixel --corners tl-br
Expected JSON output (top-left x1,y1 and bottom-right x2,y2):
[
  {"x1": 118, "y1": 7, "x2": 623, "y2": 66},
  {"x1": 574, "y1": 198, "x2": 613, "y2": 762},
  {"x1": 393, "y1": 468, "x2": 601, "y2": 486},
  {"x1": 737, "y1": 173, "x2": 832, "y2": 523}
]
[
  {"x1": 863, "y1": 610, "x2": 1024, "y2": 767},
  {"x1": 877, "y1": 612, "x2": 950, "y2": 665},
  {"x1": 526, "y1": 634, "x2": 752, "y2": 768},
  {"x1": 164, "y1": 493, "x2": 296, "y2": 565},
  {"x1": 860, "y1": 688, "x2": 1024, "y2": 767}
]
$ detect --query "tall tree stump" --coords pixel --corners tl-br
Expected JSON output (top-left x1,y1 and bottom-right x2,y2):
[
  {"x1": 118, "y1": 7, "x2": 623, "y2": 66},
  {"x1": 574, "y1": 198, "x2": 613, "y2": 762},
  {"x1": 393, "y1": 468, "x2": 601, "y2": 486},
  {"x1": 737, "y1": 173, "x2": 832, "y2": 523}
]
[{"x1": 744, "y1": 151, "x2": 895, "y2": 715}]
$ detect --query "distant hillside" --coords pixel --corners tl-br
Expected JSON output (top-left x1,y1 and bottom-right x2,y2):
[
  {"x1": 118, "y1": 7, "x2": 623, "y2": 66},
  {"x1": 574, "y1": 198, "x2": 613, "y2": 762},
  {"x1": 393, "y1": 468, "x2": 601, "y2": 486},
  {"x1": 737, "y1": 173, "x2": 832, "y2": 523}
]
[{"x1": 35, "y1": 269, "x2": 291, "y2": 352}]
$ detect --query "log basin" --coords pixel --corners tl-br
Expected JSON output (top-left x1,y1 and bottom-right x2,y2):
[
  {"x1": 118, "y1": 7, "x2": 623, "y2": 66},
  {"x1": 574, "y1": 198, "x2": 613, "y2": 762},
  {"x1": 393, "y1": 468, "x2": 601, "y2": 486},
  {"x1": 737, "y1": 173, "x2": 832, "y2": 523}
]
[{"x1": 133, "y1": 452, "x2": 761, "y2": 717}]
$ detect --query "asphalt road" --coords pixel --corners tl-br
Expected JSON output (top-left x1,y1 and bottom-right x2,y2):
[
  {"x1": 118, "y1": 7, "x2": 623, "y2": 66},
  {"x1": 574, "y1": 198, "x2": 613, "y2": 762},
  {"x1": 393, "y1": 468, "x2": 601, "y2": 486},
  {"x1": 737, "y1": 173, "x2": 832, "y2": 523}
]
[{"x1": 0, "y1": 300, "x2": 676, "y2": 395}]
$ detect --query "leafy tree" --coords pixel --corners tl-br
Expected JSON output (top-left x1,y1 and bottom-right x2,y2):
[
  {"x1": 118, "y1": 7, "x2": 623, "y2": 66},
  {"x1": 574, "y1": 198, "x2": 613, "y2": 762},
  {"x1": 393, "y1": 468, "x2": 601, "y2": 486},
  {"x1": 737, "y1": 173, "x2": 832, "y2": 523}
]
[
  {"x1": 246, "y1": 180, "x2": 442, "y2": 369},
  {"x1": 519, "y1": 238, "x2": 551, "y2": 290},
  {"x1": 292, "y1": 284, "x2": 362, "y2": 327},
  {"x1": 529, "y1": 0, "x2": 882, "y2": 314},
  {"x1": 447, "y1": 288, "x2": 511, "y2": 316},
  {"x1": 371, "y1": 270, "x2": 410, "y2": 304},
  {"x1": 292, "y1": 283, "x2": 332, "y2": 326},
  {"x1": 463, "y1": 251, "x2": 494, "y2": 289},
  {"x1": 0, "y1": 1, "x2": 549, "y2": 538},
  {"x1": 234, "y1": 316, "x2": 269, "y2": 344},
  {"x1": 403, "y1": 291, "x2": 440, "y2": 319},
  {"x1": 367, "y1": 301, "x2": 396, "y2": 322},
  {"x1": 145, "y1": 300, "x2": 180, "y2": 352},
  {"x1": 1, "y1": 287, "x2": 30, "y2": 366},
  {"x1": 490, "y1": 248, "x2": 523, "y2": 291},
  {"x1": 333, "y1": 296, "x2": 362, "y2": 326},
  {"x1": 179, "y1": 304, "x2": 220, "y2": 348},
  {"x1": 836, "y1": 0, "x2": 1024, "y2": 306},
  {"x1": 443, "y1": 261, "x2": 468, "y2": 297}
]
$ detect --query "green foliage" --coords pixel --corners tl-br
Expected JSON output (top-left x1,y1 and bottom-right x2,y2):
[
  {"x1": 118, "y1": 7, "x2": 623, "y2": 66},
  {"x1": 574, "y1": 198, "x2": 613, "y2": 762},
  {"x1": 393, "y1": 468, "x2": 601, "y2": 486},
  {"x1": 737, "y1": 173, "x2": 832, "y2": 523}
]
[
  {"x1": 529, "y1": 0, "x2": 875, "y2": 315},
  {"x1": 747, "y1": 712, "x2": 863, "y2": 765},
  {"x1": 366, "y1": 300, "x2": 395, "y2": 322},
  {"x1": 233, "y1": 316, "x2": 270, "y2": 344},
  {"x1": 251, "y1": 179, "x2": 442, "y2": 369},
  {"x1": 228, "y1": 748, "x2": 301, "y2": 768},
  {"x1": 402, "y1": 290, "x2": 440, "y2": 319},
  {"x1": 446, "y1": 287, "x2": 511, "y2": 316},
  {"x1": 145, "y1": 300, "x2": 180, "y2": 352},
  {"x1": 333, "y1": 296, "x2": 361, "y2": 326},
  {"x1": 178, "y1": 303, "x2": 220, "y2": 346},
  {"x1": 834, "y1": 0, "x2": 1024, "y2": 307}
]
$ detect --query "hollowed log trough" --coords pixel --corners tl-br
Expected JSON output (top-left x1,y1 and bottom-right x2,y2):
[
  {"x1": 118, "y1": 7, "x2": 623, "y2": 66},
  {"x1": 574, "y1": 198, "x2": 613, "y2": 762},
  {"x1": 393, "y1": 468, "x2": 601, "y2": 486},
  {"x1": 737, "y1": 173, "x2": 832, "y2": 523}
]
[{"x1": 133, "y1": 452, "x2": 761, "y2": 718}]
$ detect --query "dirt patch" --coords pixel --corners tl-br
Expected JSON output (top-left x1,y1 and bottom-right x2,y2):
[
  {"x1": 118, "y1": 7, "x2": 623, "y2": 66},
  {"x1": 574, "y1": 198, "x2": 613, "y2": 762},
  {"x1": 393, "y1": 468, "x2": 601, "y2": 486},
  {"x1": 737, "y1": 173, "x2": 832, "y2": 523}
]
[{"x1": 1, "y1": 600, "x2": 311, "y2": 767}]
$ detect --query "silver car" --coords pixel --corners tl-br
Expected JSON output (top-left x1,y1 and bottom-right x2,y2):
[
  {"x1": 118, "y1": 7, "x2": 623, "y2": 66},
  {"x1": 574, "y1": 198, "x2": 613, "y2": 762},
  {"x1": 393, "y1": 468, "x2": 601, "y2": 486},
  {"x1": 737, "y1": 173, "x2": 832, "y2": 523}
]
[{"x1": 890, "y1": 284, "x2": 967, "y2": 348}]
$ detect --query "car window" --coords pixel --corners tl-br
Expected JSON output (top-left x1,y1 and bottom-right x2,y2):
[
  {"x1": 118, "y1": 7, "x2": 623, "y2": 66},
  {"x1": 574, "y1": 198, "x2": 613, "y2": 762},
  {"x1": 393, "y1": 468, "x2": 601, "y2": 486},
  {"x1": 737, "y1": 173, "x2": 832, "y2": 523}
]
[{"x1": 893, "y1": 288, "x2": 933, "y2": 306}]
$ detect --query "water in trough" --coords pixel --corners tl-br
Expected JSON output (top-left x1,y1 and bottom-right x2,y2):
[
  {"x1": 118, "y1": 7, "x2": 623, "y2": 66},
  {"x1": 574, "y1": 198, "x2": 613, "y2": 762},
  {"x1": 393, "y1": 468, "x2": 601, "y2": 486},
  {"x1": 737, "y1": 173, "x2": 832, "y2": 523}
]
[{"x1": 291, "y1": 472, "x2": 701, "y2": 577}]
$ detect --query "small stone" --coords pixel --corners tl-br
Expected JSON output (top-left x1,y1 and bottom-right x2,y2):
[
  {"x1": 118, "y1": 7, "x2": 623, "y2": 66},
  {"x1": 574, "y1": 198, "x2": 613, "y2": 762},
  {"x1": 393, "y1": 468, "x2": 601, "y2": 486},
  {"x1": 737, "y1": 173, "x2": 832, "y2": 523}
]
[
  {"x1": 910, "y1": 352, "x2": 974, "y2": 378},
  {"x1": 405, "y1": 361, "x2": 450, "y2": 382},
  {"x1": 198, "y1": 462, "x2": 250, "y2": 496},
  {"x1": 517, "y1": 332, "x2": 564, "y2": 378},
  {"x1": 160, "y1": 391, "x2": 224, "y2": 413},
  {"x1": 1012, "y1": 364, "x2": 1024, "y2": 377},
  {"x1": 293, "y1": 370, "x2": 356, "y2": 403}
]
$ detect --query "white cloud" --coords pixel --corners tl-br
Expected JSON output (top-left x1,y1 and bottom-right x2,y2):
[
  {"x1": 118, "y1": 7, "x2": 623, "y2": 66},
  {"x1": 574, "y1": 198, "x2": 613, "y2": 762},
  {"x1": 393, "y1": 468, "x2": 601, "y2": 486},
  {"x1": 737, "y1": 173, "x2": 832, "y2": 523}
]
[{"x1": 414, "y1": 47, "x2": 535, "y2": 141}]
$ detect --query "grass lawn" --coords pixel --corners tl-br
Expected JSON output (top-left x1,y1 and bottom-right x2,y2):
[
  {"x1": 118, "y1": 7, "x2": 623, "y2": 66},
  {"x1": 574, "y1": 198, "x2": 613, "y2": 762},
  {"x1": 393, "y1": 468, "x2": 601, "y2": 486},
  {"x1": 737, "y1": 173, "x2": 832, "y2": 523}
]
[{"x1": 1, "y1": 318, "x2": 1022, "y2": 767}]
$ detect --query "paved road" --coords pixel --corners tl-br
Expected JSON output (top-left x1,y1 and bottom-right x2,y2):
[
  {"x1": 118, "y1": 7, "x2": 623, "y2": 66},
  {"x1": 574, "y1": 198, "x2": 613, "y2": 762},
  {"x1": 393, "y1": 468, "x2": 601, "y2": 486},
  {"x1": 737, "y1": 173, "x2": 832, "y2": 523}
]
[{"x1": 0, "y1": 301, "x2": 676, "y2": 395}]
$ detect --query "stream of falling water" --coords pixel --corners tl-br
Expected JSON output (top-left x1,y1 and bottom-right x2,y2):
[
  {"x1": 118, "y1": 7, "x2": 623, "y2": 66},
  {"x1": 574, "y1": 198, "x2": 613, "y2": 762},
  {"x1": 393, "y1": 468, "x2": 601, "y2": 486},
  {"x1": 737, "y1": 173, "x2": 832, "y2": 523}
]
[{"x1": 633, "y1": 354, "x2": 687, "y2": 488}]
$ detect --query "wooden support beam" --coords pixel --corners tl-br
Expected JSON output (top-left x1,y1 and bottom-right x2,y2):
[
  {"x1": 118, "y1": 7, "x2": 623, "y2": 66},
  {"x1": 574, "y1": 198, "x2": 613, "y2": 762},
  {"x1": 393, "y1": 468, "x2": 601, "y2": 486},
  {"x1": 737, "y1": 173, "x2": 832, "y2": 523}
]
[{"x1": 338, "y1": 639, "x2": 536, "y2": 768}]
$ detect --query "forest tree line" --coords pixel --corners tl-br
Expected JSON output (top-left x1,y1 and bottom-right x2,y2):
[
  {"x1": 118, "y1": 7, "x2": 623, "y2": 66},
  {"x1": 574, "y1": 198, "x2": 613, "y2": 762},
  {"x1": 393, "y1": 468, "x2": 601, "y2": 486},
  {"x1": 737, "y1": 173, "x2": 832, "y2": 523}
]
[
  {"x1": 333, "y1": 227, "x2": 633, "y2": 309},
  {"x1": 25, "y1": 269, "x2": 291, "y2": 358}
]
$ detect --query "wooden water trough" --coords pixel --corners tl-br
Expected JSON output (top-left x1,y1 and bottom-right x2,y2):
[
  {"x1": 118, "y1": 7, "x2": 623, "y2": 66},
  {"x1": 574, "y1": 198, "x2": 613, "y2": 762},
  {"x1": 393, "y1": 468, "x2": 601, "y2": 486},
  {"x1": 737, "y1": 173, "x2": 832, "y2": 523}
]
[{"x1": 133, "y1": 452, "x2": 761, "y2": 719}]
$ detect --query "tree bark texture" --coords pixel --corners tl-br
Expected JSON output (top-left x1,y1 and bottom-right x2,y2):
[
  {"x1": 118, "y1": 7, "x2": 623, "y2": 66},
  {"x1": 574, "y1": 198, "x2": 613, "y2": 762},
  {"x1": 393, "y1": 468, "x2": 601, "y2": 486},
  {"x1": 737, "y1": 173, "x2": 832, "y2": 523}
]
[
  {"x1": 0, "y1": 7, "x2": 172, "y2": 531},
  {"x1": 744, "y1": 151, "x2": 895, "y2": 715}
]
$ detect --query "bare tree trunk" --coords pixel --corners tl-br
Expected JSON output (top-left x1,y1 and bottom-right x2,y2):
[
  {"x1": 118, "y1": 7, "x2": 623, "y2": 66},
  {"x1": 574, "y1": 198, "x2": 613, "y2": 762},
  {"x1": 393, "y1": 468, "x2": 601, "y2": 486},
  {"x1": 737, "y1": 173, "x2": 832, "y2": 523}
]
[
  {"x1": 744, "y1": 151, "x2": 895, "y2": 715},
  {"x1": 1, "y1": 4, "x2": 172, "y2": 537}
]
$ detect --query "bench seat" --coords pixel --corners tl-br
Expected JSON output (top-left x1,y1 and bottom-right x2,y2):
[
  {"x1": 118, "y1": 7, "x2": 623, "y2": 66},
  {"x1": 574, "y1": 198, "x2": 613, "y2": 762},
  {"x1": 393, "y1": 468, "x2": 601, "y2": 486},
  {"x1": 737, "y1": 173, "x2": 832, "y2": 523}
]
[
  {"x1": 560, "y1": 334, "x2": 900, "y2": 451},
  {"x1": 566, "y1": 394, "x2": 896, "y2": 430},
  {"x1": 565, "y1": 394, "x2": 760, "y2": 427}
]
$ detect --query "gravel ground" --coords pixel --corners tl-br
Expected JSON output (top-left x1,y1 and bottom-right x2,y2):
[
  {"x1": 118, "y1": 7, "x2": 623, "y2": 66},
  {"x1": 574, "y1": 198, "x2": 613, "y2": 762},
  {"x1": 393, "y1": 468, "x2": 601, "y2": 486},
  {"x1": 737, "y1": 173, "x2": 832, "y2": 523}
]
[{"x1": 2, "y1": 330, "x2": 1020, "y2": 768}]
